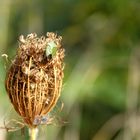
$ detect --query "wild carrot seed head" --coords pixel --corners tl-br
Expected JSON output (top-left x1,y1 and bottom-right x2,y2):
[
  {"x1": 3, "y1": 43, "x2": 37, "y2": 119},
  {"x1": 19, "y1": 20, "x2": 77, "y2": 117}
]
[{"x1": 5, "y1": 32, "x2": 65, "y2": 128}]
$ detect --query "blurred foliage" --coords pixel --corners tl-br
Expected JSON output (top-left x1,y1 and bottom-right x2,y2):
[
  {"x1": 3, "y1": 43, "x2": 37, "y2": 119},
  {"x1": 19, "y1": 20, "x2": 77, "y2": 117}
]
[{"x1": 0, "y1": 0, "x2": 140, "y2": 140}]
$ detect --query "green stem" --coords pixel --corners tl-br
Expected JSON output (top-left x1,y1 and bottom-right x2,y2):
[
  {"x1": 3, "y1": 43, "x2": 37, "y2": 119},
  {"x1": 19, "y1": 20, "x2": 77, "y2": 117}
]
[{"x1": 29, "y1": 128, "x2": 38, "y2": 140}]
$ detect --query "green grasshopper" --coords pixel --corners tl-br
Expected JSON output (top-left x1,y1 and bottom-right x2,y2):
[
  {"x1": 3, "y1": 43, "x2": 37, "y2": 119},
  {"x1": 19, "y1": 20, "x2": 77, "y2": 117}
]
[{"x1": 46, "y1": 41, "x2": 57, "y2": 58}]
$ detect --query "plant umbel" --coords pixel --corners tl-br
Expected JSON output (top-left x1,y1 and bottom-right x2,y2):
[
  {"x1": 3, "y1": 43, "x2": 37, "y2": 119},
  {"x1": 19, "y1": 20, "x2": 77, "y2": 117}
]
[{"x1": 5, "y1": 32, "x2": 65, "y2": 128}]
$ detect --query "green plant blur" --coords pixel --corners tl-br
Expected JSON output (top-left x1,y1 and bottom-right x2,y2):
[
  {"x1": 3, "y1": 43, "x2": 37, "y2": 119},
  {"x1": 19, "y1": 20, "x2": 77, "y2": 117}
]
[{"x1": 0, "y1": 0, "x2": 140, "y2": 140}]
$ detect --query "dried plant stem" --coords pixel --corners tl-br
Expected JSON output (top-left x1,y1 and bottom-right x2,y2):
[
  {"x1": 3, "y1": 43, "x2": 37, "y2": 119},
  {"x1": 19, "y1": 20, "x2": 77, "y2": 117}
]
[{"x1": 29, "y1": 128, "x2": 38, "y2": 140}]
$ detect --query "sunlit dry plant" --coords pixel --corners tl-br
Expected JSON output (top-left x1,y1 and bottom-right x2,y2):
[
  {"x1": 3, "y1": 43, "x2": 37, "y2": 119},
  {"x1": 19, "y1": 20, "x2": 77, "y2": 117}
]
[{"x1": 5, "y1": 32, "x2": 65, "y2": 139}]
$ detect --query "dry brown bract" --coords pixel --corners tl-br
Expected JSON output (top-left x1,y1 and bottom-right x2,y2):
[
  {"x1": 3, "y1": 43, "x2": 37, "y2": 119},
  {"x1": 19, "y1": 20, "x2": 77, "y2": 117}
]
[{"x1": 5, "y1": 32, "x2": 65, "y2": 128}]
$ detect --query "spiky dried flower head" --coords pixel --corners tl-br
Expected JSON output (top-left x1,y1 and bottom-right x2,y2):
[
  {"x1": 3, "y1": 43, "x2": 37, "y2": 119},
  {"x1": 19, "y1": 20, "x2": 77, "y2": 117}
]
[{"x1": 5, "y1": 32, "x2": 65, "y2": 128}]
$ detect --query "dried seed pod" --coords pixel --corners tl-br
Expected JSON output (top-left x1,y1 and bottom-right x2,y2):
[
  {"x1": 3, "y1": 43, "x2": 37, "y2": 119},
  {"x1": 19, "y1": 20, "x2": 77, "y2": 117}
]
[{"x1": 5, "y1": 32, "x2": 65, "y2": 128}]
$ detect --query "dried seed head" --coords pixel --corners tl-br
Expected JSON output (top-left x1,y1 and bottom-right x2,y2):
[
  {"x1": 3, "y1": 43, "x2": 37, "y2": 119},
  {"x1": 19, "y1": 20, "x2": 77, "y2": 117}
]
[{"x1": 5, "y1": 32, "x2": 65, "y2": 128}]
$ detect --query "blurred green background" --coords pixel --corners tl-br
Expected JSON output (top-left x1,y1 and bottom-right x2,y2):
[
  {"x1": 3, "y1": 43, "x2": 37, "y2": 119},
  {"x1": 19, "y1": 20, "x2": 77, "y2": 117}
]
[{"x1": 0, "y1": 0, "x2": 140, "y2": 140}]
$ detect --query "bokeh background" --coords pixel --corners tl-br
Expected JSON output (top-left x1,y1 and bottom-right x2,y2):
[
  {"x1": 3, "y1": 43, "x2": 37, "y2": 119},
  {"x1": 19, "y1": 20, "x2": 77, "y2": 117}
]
[{"x1": 0, "y1": 0, "x2": 140, "y2": 140}]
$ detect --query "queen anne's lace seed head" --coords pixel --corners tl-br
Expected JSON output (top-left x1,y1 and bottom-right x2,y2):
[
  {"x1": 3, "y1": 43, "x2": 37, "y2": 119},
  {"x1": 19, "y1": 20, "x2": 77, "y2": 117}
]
[{"x1": 5, "y1": 32, "x2": 65, "y2": 128}]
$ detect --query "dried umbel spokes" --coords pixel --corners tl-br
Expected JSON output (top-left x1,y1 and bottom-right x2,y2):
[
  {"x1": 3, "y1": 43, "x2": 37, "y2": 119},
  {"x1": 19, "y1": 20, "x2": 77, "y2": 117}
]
[{"x1": 5, "y1": 32, "x2": 65, "y2": 128}]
